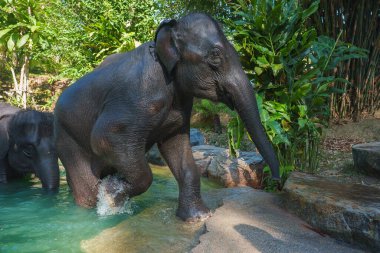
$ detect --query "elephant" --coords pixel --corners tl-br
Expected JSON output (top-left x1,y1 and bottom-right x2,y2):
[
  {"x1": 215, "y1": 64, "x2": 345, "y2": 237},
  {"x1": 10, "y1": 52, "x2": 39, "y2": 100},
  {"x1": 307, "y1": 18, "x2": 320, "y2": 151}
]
[
  {"x1": 54, "y1": 13, "x2": 280, "y2": 221},
  {"x1": 0, "y1": 102, "x2": 60, "y2": 190}
]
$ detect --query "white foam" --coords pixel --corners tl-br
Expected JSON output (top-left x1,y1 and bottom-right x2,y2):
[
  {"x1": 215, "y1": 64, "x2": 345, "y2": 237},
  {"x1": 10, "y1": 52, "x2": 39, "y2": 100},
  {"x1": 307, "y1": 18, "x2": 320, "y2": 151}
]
[{"x1": 96, "y1": 175, "x2": 132, "y2": 216}]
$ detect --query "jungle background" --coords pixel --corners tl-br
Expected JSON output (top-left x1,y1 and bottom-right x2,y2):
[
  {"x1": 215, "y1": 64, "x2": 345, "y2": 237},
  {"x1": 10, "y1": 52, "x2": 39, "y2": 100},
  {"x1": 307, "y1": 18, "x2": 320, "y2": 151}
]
[{"x1": 0, "y1": 0, "x2": 379, "y2": 189}]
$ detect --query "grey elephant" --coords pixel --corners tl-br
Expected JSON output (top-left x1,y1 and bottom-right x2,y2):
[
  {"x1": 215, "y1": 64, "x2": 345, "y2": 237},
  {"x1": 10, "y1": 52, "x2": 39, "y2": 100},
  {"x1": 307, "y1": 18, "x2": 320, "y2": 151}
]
[
  {"x1": 54, "y1": 13, "x2": 280, "y2": 221},
  {"x1": 0, "y1": 102, "x2": 60, "y2": 190}
]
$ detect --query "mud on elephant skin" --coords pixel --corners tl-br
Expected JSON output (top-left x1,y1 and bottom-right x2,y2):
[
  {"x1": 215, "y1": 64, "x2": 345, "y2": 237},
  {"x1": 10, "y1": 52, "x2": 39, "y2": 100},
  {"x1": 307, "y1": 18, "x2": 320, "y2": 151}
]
[
  {"x1": 54, "y1": 13, "x2": 280, "y2": 221},
  {"x1": 0, "y1": 103, "x2": 60, "y2": 190}
]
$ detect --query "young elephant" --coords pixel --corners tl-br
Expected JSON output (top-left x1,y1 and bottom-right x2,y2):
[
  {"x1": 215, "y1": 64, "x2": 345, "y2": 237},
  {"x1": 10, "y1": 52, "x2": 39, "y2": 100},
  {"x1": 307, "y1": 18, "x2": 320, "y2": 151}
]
[
  {"x1": 55, "y1": 13, "x2": 280, "y2": 221},
  {"x1": 0, "y1": 103, "x2": 60, "y2": 190}
]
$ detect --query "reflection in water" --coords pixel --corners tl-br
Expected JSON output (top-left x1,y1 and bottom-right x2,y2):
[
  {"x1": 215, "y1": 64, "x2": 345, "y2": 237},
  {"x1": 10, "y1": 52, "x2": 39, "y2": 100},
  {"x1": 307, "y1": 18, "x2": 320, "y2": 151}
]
[{"x1": 0, "y1": 166, "x2": 221, "y2": 252}]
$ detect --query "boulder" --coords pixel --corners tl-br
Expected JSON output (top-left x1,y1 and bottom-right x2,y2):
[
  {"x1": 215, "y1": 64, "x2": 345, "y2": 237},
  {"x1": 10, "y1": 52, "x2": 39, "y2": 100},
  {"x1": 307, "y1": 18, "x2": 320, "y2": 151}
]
[
  {"x1": 146, "y1": 129, "x2": 205, "y2": 166},
  {"x1": 146, "y1": 144, "x2": 166, "y2": 166},
  {"x1": 192, "y1": 145, "x2": 225, "y2": 175},
  {"x1": 282, "y1": 172, "x2": 380, "y2": 252},
  {"x1": 190, "y1": 128, "x2": 205, "y2": 146},
  {"x1": 192, "y1": 145, "x2": 265, "y2": 188},
  {"x1": 352, "y1": 142, "x2": 380, "y2": 178}
]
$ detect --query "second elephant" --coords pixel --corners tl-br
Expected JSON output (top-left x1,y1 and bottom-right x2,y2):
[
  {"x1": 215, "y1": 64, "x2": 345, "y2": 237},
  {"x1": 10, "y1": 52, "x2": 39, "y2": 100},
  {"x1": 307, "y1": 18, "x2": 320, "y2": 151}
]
[{"x1": 0, "y1": 103, "x2": 60, "y2": 190}]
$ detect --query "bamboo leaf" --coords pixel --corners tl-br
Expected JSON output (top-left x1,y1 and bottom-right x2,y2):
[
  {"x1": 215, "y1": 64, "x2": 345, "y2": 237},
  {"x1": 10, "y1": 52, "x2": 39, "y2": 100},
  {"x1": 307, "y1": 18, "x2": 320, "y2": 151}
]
[{"x1": 302, "y1": 0, "x2": 320, "y2": 21}]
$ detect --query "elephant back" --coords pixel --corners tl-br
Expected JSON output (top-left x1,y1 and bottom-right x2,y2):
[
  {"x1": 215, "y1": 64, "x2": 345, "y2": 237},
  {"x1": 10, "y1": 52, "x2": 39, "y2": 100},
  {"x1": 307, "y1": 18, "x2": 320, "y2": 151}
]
[{"x1": 0, "y1": 102, "x2": 20, "y2": 121}]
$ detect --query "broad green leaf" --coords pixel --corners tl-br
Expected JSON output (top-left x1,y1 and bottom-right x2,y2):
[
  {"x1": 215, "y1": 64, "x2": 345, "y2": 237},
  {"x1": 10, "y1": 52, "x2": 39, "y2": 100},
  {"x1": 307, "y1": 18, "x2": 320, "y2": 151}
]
[
  {"x1": 302, "y1": 0, "x2": 320, "y2": 21},
  {"x1": 256, "y1": 56, "x2": 270, "y2": 68},
  {"x1": 252, "y1": 44, "x2": 274, "y2": 56},
  {"x1": 271, "y1": 63, "x2": 283, "y2": 76},
  {"x1": 17, "y1": 34, "x2": 30, "y2": 48},
  {"x1": 30, "y1": 26, "x2": 39, "y2": 33},
  {"x1": 254, "y1": 66, "x2": 263, "y2": 75},
  {"x1": 7, "y1": 35, "x2": 15, "y2": 51},
  {"x1": 298, "y1": 118, "x2": 307, "y2": 129},
  {"x1": 298, "y1": 105, "x2": 307, "y2": 117},
  {"x1": 0, "y1": 28, "x2": 11, "y2": 39}
]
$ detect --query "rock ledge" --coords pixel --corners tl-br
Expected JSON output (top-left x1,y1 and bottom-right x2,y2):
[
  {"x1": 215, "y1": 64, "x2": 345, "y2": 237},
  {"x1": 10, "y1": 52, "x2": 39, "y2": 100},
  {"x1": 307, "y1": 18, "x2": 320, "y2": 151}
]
[{"x1": 282, "y1": 172, "x2": 380, "y2": 252}]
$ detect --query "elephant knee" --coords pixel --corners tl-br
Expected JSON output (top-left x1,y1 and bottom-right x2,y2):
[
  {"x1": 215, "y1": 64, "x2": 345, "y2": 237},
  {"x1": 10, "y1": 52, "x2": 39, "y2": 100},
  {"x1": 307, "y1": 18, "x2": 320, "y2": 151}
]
[{"x1": 129, "y1": 171, "x2": 153, "y2": 197}]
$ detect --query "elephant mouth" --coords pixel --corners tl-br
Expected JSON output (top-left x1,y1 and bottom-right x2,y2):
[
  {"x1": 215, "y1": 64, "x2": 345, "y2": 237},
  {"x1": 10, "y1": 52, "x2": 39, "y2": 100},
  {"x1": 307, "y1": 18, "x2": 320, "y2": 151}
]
[
  {"x1": 222, "y1": 92, "x2": 235, "y2": 110},
  {"x1": 217, "y1": 84, "x2": 234, "y2": 110}
]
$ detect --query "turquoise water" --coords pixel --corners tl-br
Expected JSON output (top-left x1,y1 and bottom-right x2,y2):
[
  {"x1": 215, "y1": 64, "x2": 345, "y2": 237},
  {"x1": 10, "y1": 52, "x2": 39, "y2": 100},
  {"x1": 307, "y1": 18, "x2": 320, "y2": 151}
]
[{"x1": 0, "y1": 167, "x2": 221, "y2": 253}]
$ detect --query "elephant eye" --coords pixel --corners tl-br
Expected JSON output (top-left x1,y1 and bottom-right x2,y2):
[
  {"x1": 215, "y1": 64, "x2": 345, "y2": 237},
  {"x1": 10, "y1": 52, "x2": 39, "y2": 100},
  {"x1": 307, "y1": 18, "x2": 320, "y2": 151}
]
[
  {"x1": 208, "y1": 48, "x2": 222, "y2": 68},
  {"x1": 23, "y1": 150, "x2": 32, "y2": 158},
  {"x1": 22, "y1": 145, "x2": 34, "y2": 158}
]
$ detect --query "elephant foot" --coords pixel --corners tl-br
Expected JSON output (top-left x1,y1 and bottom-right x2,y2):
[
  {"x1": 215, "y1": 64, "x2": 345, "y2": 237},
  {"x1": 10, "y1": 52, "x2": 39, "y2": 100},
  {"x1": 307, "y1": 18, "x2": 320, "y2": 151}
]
[
  {"x1": 177, "y1": 201, "x2": 212, "y2": 223},
  {"x1": 96, "y1": 175, "x2": 129, "y2": 216}
]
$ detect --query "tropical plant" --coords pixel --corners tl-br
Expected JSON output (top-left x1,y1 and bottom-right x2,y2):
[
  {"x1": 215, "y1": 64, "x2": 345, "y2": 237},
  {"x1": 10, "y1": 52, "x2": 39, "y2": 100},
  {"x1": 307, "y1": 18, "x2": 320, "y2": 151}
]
[{"x1": 224, "y1": 0, "x2": 367, "y2": 183}]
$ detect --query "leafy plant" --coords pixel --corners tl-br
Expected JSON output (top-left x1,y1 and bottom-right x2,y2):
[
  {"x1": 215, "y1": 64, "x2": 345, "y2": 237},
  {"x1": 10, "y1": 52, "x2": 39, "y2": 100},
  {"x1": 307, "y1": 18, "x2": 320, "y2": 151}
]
[
  {"x1": 0, "y1": 0, "x2": 53, "y2": 108},
  {"x1": 224, "y1": 0, "x2": 367, "y2": 185},
  {"x1": 305, "y1": 0, "x2": 380, "y2": 121}
]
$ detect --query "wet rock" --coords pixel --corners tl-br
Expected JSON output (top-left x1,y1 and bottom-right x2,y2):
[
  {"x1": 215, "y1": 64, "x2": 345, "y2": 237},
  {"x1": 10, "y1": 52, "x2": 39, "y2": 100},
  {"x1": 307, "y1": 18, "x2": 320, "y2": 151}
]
[
  {"x1": 192, "y1": 145, "x2": 225, "y2": 175},
  {"x1": 192, "y1": 145, "x2": 265, "y2": 188},
  {"x1": 282, "y1": 172, "x2": 380, "y2": 252},
  {"x1": 352, "y1": 142, "x2": 380, "y2": 178},
  {"x1": 146, "y1": 129, "x2": 205, "y2": 166},
  {"x1": 190, "y1": 128, "x2": 205, "y2": 146}
]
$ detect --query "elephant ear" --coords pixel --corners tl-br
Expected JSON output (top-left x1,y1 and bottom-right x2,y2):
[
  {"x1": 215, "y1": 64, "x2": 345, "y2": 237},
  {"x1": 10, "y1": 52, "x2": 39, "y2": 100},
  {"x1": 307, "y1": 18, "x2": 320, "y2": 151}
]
[
  {"x1": 0, "y1": 118, "x2": 10, "y2": 159},
  {"x1": 155, "y1": 19, "x2": 179, "y2": 76}
]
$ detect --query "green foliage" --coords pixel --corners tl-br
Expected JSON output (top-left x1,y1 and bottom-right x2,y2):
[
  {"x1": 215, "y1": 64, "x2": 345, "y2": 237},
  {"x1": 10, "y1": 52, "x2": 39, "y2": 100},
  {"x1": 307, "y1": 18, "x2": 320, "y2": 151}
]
[
  {"x1": 48, "y1": 0, "x2": 158, "y2": 78},
  {"x1": 227, "y1": 116, "x2": 244, "y2": 157},
  {"x1": 193, "y1": 99, "x2": 233, "y2": 117},
  {"x1": 0, "y1": 0, "x2": 51, "y2": 54},
  {"x1": 0, "y1": 0, "x2": 55, "y2": 107},
  {"x1": 157, "y1": 0, "x2": 229, "y2": 18},
  {"x1": 225, "y1": 0, "x2": 367, "y2": 180}
]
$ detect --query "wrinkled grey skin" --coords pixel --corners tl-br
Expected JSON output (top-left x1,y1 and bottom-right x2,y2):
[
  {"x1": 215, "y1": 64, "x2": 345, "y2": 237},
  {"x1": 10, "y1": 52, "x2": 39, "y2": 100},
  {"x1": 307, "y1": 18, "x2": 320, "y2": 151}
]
[
  {"x1": 0, "y1": 103, "x2": 60, "y2": 190},
  {"x1": 55, "y1": 13, "x2": 280, "y2": 221}
]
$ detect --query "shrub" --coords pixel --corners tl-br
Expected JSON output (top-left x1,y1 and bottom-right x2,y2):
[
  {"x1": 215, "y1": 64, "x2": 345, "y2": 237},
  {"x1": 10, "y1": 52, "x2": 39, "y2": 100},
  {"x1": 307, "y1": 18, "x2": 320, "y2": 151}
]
[{"x1": 224, "y1": 0, "x2": 367, "y2": 185}]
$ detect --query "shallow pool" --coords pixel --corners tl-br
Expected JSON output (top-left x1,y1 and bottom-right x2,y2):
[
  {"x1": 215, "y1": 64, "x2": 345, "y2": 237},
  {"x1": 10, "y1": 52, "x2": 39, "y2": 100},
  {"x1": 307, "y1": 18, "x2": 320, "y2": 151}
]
[{"x1": 0, "y1": 166, "x2": 221, "y2": 252}]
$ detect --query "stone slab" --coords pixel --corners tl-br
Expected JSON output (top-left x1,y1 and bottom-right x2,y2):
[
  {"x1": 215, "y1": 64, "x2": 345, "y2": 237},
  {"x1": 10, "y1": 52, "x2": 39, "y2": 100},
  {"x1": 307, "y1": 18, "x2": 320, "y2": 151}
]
[
  {"x1": 352, "y1": 142, "x2": 380, "y2": 178},
  {"x1": 282, "y1": 172, "x2": 380, "y2": 252},
  {"x1": 193, "y1": 187, "x2": 364, "y2": 253}
]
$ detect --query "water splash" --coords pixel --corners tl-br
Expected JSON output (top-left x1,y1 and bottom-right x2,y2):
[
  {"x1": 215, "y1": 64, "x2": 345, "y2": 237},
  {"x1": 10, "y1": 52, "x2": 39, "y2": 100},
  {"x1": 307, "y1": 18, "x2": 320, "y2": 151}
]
[{"x1": 96, "y1": 175, "x2": 132, "y2": 216}]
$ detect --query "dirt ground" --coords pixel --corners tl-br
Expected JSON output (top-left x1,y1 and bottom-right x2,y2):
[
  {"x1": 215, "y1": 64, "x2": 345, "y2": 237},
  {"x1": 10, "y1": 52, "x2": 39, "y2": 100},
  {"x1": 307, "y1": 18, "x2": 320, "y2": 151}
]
[{"x1": 318, "y1": 116, "x2": 380, "y2": 187}]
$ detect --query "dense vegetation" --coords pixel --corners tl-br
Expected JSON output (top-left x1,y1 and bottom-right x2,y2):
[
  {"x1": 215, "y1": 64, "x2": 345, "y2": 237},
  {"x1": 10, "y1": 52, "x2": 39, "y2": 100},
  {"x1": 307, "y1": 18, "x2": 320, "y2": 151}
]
[{"x1": 1, "y1": 0, "x2": 378, "y2": 188}]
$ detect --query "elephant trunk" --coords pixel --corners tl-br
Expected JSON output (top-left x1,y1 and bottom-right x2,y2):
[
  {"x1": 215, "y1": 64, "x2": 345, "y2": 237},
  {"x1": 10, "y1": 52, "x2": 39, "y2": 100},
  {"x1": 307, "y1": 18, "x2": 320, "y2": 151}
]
[
  {"x1": 35, "y1": 156, "x2": 60, "y2": 191},
  {"x1": 228, "y1": 74, "x2": 280, "y2": 180}
]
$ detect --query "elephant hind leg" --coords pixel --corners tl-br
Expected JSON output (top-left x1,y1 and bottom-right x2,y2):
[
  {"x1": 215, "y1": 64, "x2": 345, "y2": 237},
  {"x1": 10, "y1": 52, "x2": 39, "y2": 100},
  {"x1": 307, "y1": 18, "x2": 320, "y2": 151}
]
[{"x1": 56, "y1": 122, "x2": 100, "y2": 208}]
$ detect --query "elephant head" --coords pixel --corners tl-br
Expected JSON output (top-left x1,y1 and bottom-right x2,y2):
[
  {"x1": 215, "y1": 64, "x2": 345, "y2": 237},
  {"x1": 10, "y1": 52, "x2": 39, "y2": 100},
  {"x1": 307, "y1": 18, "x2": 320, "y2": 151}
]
[
  {"x1": 7, "y1": 110, "x2": 60, "y2": 190},
  {"x1": 155, "y1": 13, "x2": 280, "y2": 179}
]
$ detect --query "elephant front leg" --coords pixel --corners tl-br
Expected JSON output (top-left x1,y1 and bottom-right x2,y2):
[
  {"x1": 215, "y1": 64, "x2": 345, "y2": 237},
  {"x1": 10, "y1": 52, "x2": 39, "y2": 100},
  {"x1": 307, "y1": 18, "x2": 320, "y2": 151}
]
[{"x1": 158, "y1": 133, "x2": 211, "y2": 222}]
